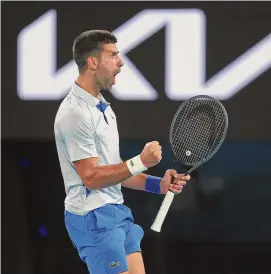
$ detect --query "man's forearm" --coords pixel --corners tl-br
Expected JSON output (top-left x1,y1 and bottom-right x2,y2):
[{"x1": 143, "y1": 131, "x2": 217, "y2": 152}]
[
  {"x1": 84, "y1": 162, "x2": 132, "y2": 190},
  {"x1": 121, "y1": 173, "x2": 149, "y2": 191}
]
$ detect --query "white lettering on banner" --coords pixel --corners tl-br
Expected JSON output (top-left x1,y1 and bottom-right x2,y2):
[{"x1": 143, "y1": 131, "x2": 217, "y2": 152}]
[
  {"x1": 112, "y1": 9, "x2": 205, "y2": 100},
  {"x1": 17, "y1": 9, "x2": 271, "y2": 101},
  {"x1": 17, "y1": 10, "x2": 78, "y2": 100}
]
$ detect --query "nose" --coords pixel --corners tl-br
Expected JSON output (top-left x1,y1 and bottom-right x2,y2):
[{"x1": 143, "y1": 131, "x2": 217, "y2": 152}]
[{"x1": 118, "y1": 56, "x2": 124, "y2": 67}]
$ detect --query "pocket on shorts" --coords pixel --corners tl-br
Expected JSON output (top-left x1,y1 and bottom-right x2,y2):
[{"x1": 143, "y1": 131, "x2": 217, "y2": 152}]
[{"x1": 86, "y1": 205, "x2": 116, "y2": 232}]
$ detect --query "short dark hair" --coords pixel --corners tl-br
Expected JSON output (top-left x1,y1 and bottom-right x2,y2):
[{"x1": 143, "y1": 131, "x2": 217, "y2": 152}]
[{"x1": 72, "y1": 30, "x2": 117, "y2": 72}]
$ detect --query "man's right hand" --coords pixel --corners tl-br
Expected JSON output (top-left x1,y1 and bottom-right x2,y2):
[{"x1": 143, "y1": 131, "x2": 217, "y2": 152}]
[{"x1": 140, "y1": 141, "x2": 162, "y2": 168}]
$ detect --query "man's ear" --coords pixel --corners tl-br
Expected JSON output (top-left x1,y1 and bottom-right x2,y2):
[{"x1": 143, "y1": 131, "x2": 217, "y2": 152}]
[{"x1": 87, "y1": 56, "x2": 99, "y2": 70}]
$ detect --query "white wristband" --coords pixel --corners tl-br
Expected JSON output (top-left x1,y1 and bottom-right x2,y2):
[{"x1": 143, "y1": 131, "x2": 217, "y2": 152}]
[{"x1": 126, "y1": 155, "x2": 147, "y2": 176}]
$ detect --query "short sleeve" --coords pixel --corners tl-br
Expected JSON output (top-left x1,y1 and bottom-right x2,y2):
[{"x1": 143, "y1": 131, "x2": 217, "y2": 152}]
[{"x1": 58, "y1": 109, "x2": 97, "y2": 162}]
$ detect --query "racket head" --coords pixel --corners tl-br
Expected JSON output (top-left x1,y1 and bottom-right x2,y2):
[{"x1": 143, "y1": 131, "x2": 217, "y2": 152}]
[{"x1": 169, "y1": 95, "x2": 228, "y2": 168}]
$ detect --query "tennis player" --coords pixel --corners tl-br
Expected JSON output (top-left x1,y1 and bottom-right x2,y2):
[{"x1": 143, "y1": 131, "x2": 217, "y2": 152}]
[{"x1": 54, "y1": 30, "x2": 190, "y2": 274}]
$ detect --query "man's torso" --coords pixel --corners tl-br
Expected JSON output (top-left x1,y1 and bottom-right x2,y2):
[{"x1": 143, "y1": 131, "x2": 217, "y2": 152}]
[{"x1": 54, "y1": 83, "x2": 124, "y2": 215}]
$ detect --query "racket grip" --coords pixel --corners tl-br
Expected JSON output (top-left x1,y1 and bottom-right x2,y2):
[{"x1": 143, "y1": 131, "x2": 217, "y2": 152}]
[{"x1": 150, "y1": 191, "x2": 175, "y2": 232}]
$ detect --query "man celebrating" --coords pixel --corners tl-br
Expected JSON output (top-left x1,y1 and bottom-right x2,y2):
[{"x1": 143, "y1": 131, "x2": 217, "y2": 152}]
[{"x1": 54, "y1": 30, "x2": 190, "y2": 274}]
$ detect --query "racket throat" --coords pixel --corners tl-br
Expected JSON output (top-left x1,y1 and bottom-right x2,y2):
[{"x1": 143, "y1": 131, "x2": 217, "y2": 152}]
[
  {"x1": 184, "y1": 164, "x2": 199, "y2": 176},
  {"x1": 173, "y1": 159, "x2": 199, "y2": 176}
]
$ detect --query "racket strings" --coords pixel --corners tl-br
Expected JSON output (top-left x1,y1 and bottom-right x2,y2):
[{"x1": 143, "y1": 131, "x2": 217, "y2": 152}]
[
  {"x1": 205, "y1": 99, "x2": 227, "y2": 151},
  {"x1": 173, "y1": 110, "x2": 214, "y2": 163},
  {"x1": 170, "y1": 97, "x2": 227, "y2": 165},
  {"x1": 173, "y1": 102, "x2": 214, "y2": 157}
]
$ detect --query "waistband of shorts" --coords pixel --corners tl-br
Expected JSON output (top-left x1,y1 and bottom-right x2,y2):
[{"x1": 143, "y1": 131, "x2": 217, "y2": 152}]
[{"x1": 64, "y1": 203, "x2": 133, "y2": 231}]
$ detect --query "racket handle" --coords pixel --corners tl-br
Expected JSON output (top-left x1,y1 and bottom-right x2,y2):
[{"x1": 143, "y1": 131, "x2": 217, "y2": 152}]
[{"x1": 150, "y1": 191, "x2": 175, "y2": 232}]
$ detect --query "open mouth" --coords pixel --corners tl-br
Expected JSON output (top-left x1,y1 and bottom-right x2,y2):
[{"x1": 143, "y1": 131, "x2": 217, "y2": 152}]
[
  {"x1": 114, "y1": 71, "x2": 120, "y2": 77},
  {"x1": 112, "y1": 71, "x2": 120, "y2": 85}
]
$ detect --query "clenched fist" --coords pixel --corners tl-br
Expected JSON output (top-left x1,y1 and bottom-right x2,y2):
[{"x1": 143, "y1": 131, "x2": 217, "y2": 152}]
[{"x1": 140, "y1": 141, "x2": 162, "y2": 168}]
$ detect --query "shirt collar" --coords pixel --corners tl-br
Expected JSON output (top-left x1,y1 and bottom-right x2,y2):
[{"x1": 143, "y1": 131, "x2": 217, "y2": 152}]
[{"x1": 72, "y1": 82, "x2": 110, "y2": 107}]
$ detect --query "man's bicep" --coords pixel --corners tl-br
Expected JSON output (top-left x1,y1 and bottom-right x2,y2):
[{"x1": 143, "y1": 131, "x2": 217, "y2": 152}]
[{"x1": 59, "y1": 109, "x2": 98, "y2": 162}]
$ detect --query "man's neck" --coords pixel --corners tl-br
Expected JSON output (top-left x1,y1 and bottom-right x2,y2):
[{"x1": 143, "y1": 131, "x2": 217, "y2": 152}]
[{"x1": 76, "y1": 74, "x2": 100, "y2": 98}]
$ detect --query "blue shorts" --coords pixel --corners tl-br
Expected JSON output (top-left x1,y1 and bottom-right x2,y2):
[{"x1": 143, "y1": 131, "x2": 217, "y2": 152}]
[{"x1": 64, "y1": 203, "x2": 144, "y2": 274}]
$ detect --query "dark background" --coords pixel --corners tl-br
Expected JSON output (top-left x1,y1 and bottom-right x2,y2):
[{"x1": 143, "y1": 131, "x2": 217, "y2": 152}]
[{"x1": 2, "y1": 1, "x2": 271, "y2": 274}]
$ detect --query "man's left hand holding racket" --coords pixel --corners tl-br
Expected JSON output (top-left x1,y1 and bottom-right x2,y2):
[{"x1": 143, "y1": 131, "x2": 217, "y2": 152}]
[
  {"x1": 160, "y1": 170, "x2": 190, "y2": 194},
  {"x1": 141, "y1": 141, "x2": 191, "y2": 195}
]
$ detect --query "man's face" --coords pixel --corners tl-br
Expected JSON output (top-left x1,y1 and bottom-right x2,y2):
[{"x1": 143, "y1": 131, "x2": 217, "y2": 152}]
[{"x1": 95, "y1": 43, "x2": 124, "y2": 90}]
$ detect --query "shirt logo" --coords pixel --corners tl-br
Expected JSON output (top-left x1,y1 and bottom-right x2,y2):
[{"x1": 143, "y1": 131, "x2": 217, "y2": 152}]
[
  {"x1": 83, "y1": 143, "x2": 93, "y2": 148},
  {"x1": 109, "y1": 261, "x2": 120, "y2": 268}
]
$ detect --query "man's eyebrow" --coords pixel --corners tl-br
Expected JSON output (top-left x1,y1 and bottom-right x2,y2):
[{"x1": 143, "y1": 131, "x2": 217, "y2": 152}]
[{"x1": 108, "y1": 50, "x2": 119, "y2": 54}]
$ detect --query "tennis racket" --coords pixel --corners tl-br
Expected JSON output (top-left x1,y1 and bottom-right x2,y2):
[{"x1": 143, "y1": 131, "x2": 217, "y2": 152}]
[{"x1": 150, "y1": 95, "x2": 228, "y2": 232}]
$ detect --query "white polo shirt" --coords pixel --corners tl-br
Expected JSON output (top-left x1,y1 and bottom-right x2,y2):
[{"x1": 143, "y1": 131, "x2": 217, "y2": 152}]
[{"x1": 54, "y1": 83, "x2": 124, "y2": 215}]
